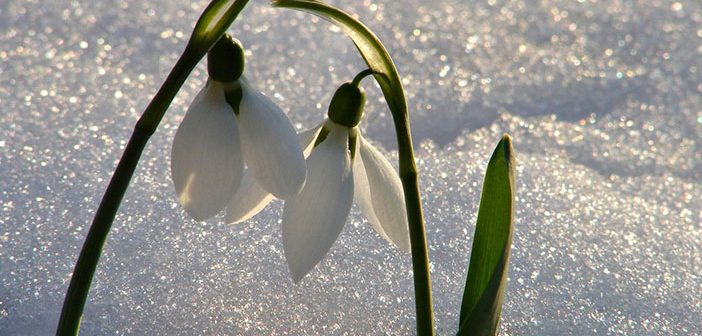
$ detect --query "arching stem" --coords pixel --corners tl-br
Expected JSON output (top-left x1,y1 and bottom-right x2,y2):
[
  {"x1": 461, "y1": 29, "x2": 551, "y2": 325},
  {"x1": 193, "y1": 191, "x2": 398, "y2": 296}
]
[{"x1": 56, "y1": 1, "x2": 251, "y2": 334}]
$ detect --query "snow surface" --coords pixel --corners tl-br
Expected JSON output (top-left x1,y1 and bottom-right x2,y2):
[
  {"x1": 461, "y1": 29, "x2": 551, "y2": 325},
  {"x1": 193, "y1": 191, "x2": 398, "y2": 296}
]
[{"x1": 1, "y1": 0, "x2": 700, "y2": 334}]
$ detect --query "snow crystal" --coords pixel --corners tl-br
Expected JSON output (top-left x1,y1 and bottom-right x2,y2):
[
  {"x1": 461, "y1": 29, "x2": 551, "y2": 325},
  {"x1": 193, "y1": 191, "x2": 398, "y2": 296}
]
[{"x1": 1, "y1": 0, "x2": 700, "y2": 335}]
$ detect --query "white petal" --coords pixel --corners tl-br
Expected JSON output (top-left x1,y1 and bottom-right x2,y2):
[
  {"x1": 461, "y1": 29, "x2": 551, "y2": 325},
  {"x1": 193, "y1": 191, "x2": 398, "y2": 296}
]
[
  {"x1": 355, "y1": 135, "x2": 410, "y2": 252},
  {"x1": 282, "y1": 125, "x2": 353, "y2": 282},
  {"x1": 224, "y1": 124, "x2": 323, "y2": 224},
  {"x1": 298, "y1": 123, "x2": 323, "y2": 157},
  {"x1": 352, "y1": 139, "x2": 391, "y2": 242},
  {"x1": 223, "y1": 170, "x2": 275, "y2": 224},
  {"x1": 171, "y1": 81, "x2": 243, "y2": 221},
  {"x1": 238, "y1": 82, "x2": 306, "y2": 199}
]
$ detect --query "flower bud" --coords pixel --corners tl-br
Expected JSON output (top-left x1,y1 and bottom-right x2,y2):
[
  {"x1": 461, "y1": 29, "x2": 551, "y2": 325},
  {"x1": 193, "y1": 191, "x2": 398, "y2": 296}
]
[
  {"x1": 207, "y1": 35, "x2": 245, "y2": 82},
  {"x1": 327, "y1": 83, "x2": 365, "y2": 128}
]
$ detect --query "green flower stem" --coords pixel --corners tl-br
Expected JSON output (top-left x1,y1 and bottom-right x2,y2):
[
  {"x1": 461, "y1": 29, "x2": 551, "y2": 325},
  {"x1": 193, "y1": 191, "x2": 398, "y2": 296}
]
[
  {"x1": 56, "y1": 1, "x2": 250, "y2": 334},
  {"x1": 351, "y1": 68, "x2": 375, "y2": 87},
  {"x1": 55, "y1": 50, "x2": 198, "y2": 336},
  {"x1": 269, "y1": 0, "x2": 436, "y2": 332},
  {"x1": 354, "y1": 68, "x2": 434, "y2": 334},
  {"x1": 392, "y1": 108, "x2": 434, "y2": 336}
]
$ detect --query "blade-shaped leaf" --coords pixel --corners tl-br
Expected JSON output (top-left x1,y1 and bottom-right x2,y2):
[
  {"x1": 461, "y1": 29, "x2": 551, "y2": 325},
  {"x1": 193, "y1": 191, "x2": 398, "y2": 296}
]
[{"x1": 458, "y1": 135, "x2": 516, "y2": 336}]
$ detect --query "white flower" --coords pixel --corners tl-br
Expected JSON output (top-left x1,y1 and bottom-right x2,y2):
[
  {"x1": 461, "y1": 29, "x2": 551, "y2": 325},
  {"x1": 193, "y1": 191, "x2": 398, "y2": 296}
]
[
  {"x1": 170, "y1": 78, "x2": 306, "y2": 221},
  {"x1": 282, "y1": 120, "x2": 411, "y2": 282},
  {"x1": 224, "y1": 126, "x2": 320, "y2": 224}
]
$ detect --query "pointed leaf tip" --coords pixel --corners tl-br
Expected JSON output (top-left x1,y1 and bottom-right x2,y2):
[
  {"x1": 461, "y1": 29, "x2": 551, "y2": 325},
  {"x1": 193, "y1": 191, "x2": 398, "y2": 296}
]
[
  {"x1": 500, "y1": 134, "x2": 513, "y2": 162},
  {"x1": 457, "y1": 135, "x2": 516, "y2": 336}
]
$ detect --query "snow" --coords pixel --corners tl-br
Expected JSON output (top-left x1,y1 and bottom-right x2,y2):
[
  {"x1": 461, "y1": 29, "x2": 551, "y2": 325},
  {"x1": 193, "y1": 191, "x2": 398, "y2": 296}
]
[{"x1": 1, "y1": 0, "x2": 700, "y2": 334}]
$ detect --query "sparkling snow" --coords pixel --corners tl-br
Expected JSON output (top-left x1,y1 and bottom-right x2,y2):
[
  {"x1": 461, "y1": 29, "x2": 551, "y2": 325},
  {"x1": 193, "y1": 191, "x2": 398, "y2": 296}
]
[{"x1": 1, "y1": 0, "x2": 700, "y2": 334}]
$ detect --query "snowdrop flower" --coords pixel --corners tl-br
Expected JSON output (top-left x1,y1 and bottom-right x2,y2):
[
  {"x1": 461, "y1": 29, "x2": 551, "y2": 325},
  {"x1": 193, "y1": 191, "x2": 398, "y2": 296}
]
[
  {"x1": 282, "y1": 82, "x2": 411, "y2": 282},
  {"x1": 224, "y1": 126, "x2": 320, "y2": 224},
  {"x1": 171, "y1": 35, "x2": 306, "y2": 221}
]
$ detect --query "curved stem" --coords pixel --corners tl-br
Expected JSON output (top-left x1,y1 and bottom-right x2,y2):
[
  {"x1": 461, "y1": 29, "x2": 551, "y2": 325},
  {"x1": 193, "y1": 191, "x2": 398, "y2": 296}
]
[
  {"x1": 56, "y1": 1, "x2": 251, "y2": 334},
  {"x1": 390, "y1": 104, "x2": 434, "y2": 336},
  {"x1": 56, "y1": 47, "x2": 199, "y2": 336},
  {"x1": 351, "y1": 68, "x2": 375, "y2": 87},
  {"x1": 270, "y1": 1, "x2": 436, "y2": 332},
  {"x1": 360, "y1": 72, "x2": 434, "y2": 335}
]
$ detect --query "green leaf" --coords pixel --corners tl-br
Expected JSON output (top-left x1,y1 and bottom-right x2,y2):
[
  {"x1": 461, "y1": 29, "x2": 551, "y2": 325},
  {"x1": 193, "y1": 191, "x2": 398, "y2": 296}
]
[
  {"x1": 271, "y1": 0, "x2": 407, "y2": 124},
  {"x1": 458, "y1": 135, "x2": 516, "y2": 336},
  {"x1": 189, "y1": 0, "x2": 250, "y2": 55}
]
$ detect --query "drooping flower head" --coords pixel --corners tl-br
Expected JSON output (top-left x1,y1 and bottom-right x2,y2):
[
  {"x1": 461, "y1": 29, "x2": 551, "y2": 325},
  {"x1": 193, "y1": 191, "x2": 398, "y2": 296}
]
[
  {"x1": 282, "y1": 80, "x2": 411, "y2": 282},
  {"x1": 171, "y1": 35, "x2": 306, "y2": 221}
]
